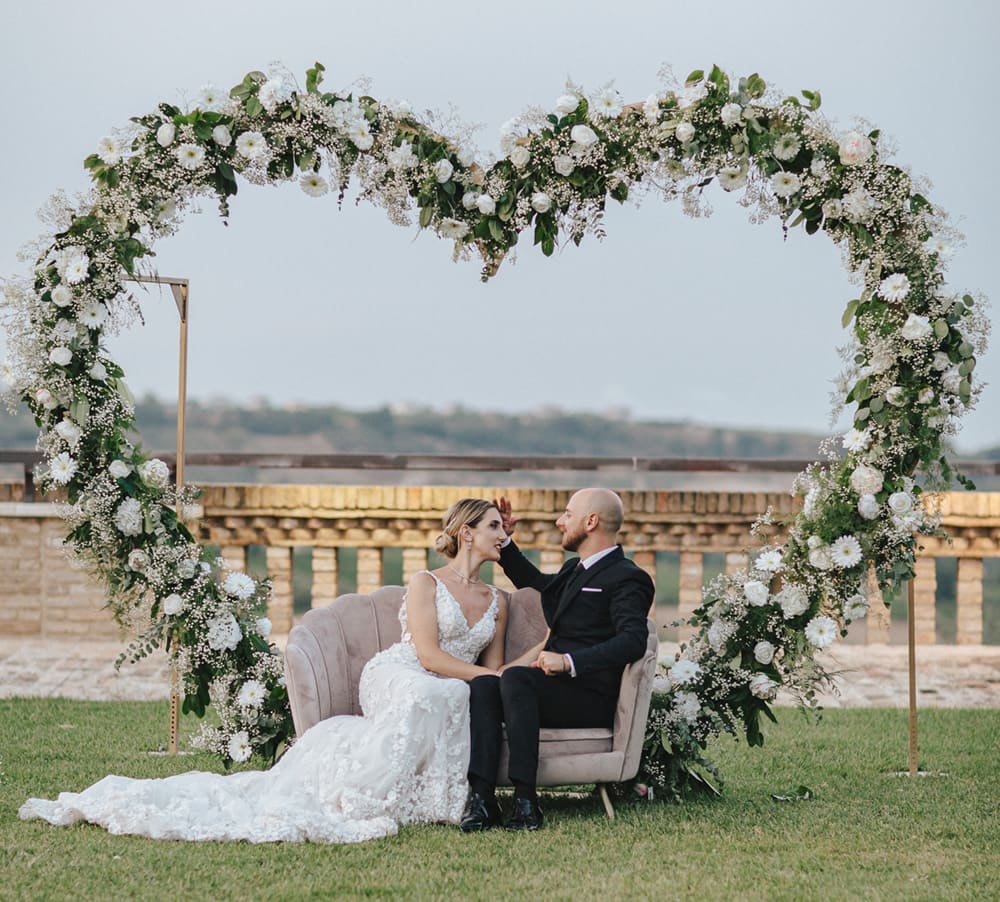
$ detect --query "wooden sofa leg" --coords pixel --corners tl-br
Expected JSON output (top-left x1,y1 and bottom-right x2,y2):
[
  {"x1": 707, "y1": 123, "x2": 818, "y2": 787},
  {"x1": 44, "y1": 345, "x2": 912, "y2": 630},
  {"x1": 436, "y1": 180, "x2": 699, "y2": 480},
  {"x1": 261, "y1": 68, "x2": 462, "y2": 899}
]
[{"x1": 597, "y1": 784, "x2": 615, "y2": 821}]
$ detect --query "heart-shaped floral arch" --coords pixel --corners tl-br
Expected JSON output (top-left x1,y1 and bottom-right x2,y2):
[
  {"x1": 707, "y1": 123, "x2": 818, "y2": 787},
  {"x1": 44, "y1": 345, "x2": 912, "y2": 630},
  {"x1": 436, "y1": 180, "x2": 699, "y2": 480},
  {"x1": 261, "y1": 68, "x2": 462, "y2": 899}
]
[{"x1": 1, "y1": 62, "x2": 989, "y2": 791}]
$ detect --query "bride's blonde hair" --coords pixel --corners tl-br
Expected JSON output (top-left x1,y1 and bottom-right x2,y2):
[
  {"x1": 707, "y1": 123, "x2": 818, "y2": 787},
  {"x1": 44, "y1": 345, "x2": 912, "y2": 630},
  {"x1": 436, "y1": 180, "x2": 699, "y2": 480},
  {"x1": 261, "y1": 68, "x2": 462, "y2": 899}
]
[{"x1": 434, "y1": 498, "x2": 496, "y2": 559}]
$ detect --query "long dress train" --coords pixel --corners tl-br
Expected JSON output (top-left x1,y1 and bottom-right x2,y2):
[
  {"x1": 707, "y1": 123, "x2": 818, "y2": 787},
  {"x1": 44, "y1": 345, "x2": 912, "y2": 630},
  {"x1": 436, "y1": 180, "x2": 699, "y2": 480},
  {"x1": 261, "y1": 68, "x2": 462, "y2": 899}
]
[{"x1": 19, "y1": 574, "x2": 498, "y2": 843}]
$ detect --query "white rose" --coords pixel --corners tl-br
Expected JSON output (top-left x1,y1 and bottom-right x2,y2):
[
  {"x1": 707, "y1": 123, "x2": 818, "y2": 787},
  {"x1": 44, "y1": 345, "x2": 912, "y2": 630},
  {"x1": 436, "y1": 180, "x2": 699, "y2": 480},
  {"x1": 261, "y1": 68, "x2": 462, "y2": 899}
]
[
  {"x1": 843, "y1": 593, "x2": 870, "y2": 622},
  {"x1": 720, "y1": 103, "x2": 743, "y2": 127},
  {"x1": 887, "y1": 492, "x2": 913, "y2": 515},
  {"x1": 838, "y1": 131, "x2": 873, "y2": 166},
  {"x1": 652, "y1": 675, "x2": 672, "y2": 694},
  {"x1": 743, "y1": 580, "x2": 770, "y2": 607},
  {"x1": 433, "y1": 159, "x2": 454, "y2": 183},
  {"x1": 55, "y1": 418, "x2": 82, "y2": 445},
  {"x1": 108, "y1": 459, "x2": 131, "y2": 479},
  {"x1": 857, "y1": 494, "x2": 880, "y2": 520},
  {"x1": 778, "y1": 585, "x2": 810, "y2": 619},
  {"x1": 554, "y1": 155, "x2": 575, "y2": 176},
  {"x1": 156, "y1": 122, "x2": 176, "y2": 147},
  {"x1": 88, "y1": 361, "x2": 107, "y2": 381},
  {"x1": 555, "y1": 94, "x2": 580, "y2": 116},
  {"x1": 476, "y1": 195, "x2": 496, "y2": 215},
  {"x1": 749, "y1": 673, "x2": 778, "y2": 699},
  {"x1": 51, "y1": 285, "x2": 73, "y2": 307},
  {"x1": 753, "y1": 641, "x2": 776, "y2": 665},
  {"x1": 212, "y1": 125, "x2": 232, "y2": 147},
  {"x1": 901, "y1": 314, "x2": 932, "y2": 341},
  {"x1": 807, "y1": 535, "x2": 824, "y2": 550},
  {"x1": 675, "y1": 121, "x2": 695, "y2": 144},
  {"x1": 128, "y1": 548, "x2": 149, "y2": 572},
  {"x1": 162, "y1": 593, "x2": 184, "y2": 616},
  {"x1": 569, "y1": 124, "x2": 598, "y2": 148},
  {"x1": 942, "y1": 367, "x2": 963, "y2": 394},
  {"x1": 643, "y1": 93, "x2": 661, "y2": 123},
  {"x1": 139, "y1": 458, "x2": 171, "y2": 489},
  {"x1": 809, "y1": 547, "x2": 834, "y2": 571},
  {"x1": 885, "y1": 386, "x2": 906, "y2": 406},
  {"x1": 530, "y1": 192, "x2": 552, "y2": 214},
  {"x1": 456, "y1": 145, "x2": 475, "y2": 167},
  {"x1": 35, "y1": 388, "x2": 55, "y2": 409},
  {"x1": 256, "y1": 616, "x2": 272, "y2": 638},
  {"x1": 868, "y1": 349, "x2": 895, "y2": 375},
  {"x1": 822, "y1": 198, "x2": 843, "y2": 220},
  {"x1": 932, "y1": 352, "x2": 952, "y2": 372},
  {"x1": 850, "y1": 464, "x2": 884, "y2": 495},
  {"x1": 917, "y1": 388, "x2": 935, "y2": 405},
  {"x1": 509, "y1": 145, "x2": 530, "y2": 168},
  {"x1": 49, "y1": 347, "x2": 72, "y2": 366},
  {"x1": 177, "y1": 559, "x2": 197, "y2": 580}
]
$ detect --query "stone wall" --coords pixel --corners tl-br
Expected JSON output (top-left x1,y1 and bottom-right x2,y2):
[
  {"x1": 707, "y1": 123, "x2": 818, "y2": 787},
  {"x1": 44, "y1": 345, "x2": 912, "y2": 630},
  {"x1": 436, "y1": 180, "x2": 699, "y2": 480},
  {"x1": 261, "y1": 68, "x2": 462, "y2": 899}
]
[{"x1": 1, "y1": 483, "x2": 997, "y2": 643}]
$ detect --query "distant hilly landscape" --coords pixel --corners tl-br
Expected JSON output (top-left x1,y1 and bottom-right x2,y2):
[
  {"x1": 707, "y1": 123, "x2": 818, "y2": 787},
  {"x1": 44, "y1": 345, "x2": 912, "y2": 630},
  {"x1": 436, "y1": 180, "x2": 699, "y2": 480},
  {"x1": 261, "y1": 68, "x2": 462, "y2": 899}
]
[
  {"x1": 1, "y1": 397, "x2": 995, "y2": 488},
  {"x1": 1, "y1": 395, "x2": 833, "y2": 456}
]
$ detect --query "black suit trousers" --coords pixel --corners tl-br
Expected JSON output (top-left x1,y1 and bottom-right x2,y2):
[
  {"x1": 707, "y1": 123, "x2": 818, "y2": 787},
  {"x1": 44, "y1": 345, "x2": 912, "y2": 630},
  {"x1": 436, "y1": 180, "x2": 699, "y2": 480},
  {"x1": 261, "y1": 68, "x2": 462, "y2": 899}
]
[{"x1": 468, "y1": 667, "x2": 616, "y2": 789}]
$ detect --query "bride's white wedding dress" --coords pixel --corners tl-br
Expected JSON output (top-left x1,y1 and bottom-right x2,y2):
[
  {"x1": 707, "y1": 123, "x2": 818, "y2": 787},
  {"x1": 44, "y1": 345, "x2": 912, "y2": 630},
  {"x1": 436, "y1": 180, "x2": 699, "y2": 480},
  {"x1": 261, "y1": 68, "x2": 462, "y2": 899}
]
[{"x1": 19, "y1": 574, "x2": 498, "y2": 844}]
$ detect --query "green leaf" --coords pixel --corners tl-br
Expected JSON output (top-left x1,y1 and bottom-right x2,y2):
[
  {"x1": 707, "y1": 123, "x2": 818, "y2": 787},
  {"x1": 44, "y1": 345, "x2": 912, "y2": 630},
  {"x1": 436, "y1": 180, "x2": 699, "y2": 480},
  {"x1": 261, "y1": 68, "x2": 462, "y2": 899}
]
[
  {"x1": 684, "y1": 69, "x2": 704, "y2": 86},
  {"x1": 933, "y1": 319, "x2": 949, "y2": 339},
  {"x1": 305, "y1": 62, "x2": 325, "y2": 93},
  {"x1": 958, "y1": 358, "x2": 976, "y2": 377},
  {"x1": 801, "y1": 89, "x2": 822, "y2": 111},
  {"x1": 958, "y1": 341, "x2": 974, "y2": 358},
  {"x1": 771, "y1": 785, "x2": 813, "y2": 802},
  {"x1": 746, "y1": 73, "x2": 766, "y2": 98},
  {"x1": 708, "y1": 64, "x2": 729, "y2": 95},
  {"x1": 869, "y1": 396, "x2": 885, "y2": 413},
  {"x1": 418, "y1": 206, "x2": 433, "y2": 229},
  {"x1": 487, "y1": 218, "x2": 505, "y2": 242},
  {"x1": 963, "y1": 293, "x2": 975, "y2": 308},
  {"x1": 245, "y1": 96, "x2": 263, "y2": 118}
]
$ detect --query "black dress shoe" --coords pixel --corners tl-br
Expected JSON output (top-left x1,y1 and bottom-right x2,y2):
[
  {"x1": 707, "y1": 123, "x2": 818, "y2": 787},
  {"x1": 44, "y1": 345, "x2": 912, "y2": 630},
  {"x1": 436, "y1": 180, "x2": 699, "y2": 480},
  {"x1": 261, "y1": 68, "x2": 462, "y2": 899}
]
[
  {"x1": 460, "y1": 791, "x2": 502, "y2": 832},
  {"x1": 504, "y1": 797, "x2": 543, "y2": 831}
]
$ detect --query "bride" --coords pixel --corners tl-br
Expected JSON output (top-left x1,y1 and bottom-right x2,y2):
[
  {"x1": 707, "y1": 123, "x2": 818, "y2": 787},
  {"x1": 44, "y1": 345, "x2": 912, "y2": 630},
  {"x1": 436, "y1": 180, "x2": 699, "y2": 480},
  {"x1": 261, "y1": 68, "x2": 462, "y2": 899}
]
[{"x1": 19, "y1": 498, "x2": 510, "y2": 843}]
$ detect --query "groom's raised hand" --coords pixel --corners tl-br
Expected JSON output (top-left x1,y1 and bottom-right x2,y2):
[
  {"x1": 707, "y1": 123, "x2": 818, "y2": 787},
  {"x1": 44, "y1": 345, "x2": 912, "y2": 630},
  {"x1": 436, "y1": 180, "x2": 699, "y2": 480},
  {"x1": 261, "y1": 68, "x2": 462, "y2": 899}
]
[{"x1": 494, "y1": 496, "x2": 519, "y2": 537}]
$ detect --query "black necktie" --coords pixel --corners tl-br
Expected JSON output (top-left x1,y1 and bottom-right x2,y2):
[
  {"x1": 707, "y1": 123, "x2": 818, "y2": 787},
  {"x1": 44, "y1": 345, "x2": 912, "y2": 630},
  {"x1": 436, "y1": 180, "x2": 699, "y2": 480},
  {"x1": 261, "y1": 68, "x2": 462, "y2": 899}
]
[{"x1": 572, "y1": 561, "x2": 586, "y2": 577}]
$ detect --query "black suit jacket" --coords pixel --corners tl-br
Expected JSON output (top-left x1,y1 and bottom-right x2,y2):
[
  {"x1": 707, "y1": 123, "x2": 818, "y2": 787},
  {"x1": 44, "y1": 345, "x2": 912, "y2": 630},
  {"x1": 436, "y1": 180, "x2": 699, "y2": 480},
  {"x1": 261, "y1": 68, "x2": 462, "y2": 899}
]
[{"x1": 499, "y1": 541, "x2": 655, "y2": 700}]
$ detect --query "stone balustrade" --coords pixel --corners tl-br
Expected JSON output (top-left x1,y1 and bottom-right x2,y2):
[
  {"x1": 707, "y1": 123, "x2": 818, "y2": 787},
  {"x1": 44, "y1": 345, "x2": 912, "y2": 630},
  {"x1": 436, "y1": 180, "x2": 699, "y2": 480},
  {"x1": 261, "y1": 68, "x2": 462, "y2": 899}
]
[{"x1": 1, "y1": 482, "x2": 997, "y2": 645}]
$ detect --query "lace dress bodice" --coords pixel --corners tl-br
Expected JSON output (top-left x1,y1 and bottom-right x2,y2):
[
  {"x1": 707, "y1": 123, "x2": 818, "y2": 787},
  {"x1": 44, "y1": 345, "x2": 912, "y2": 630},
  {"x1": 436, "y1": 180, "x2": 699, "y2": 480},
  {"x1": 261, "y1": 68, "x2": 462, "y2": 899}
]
[
  {"x1": 399, "y1": 572, "x2": 499, "y2": 661},
  {"x1": 20, "y1": 574, "x2": 501, "y2": 844}
]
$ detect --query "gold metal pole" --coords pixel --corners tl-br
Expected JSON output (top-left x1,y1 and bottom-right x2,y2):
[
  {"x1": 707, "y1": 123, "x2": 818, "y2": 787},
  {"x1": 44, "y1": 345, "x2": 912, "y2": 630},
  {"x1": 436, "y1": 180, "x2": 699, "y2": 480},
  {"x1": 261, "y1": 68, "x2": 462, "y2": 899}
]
[
  {"x1": 124, "y1": 275, "x2": 190, "y2": 756},
  {"x1": 907, "y1": 578, "x2": 918, "y2": 776}
]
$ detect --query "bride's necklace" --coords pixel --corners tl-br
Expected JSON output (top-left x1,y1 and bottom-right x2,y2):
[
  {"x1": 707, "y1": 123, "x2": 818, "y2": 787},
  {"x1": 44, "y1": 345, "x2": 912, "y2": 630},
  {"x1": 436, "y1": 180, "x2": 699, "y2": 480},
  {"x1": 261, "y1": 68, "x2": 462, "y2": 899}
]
[{"x1": 447, "y1": 564, "x2": 481, "y2": 585}]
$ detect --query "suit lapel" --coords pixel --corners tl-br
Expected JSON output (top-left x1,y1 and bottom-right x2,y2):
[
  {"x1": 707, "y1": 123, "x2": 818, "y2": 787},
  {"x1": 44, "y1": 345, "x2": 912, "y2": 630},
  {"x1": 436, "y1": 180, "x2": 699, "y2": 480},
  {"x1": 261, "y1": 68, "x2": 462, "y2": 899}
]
[{"x1": 551, "y1": 547, "x2": 624, "y2": 624}]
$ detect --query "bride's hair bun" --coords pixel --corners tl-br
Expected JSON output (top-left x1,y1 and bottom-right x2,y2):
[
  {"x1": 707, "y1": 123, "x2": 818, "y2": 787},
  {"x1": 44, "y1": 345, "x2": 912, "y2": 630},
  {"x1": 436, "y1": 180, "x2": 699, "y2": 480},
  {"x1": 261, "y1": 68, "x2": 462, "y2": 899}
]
[
  {"x1": 434, "y1": 532, "x2": 459, "y2": 557},
  {"x1": 436, "y1": 498, "x2": 495, "y2": 560}
]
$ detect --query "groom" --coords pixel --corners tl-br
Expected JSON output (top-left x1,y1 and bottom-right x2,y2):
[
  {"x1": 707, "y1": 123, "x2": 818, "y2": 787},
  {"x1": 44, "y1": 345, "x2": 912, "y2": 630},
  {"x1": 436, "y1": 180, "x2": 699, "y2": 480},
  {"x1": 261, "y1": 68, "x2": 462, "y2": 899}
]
[{"x1": 461, "y1": 488, "x2": 655, "y2": 831}]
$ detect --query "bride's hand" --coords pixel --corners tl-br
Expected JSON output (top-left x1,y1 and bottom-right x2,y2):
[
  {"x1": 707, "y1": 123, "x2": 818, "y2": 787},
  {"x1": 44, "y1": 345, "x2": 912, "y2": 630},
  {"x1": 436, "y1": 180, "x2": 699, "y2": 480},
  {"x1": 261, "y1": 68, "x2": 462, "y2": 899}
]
[{"x1": 494, "y1": 496, "x2": 519, "y2": 537}]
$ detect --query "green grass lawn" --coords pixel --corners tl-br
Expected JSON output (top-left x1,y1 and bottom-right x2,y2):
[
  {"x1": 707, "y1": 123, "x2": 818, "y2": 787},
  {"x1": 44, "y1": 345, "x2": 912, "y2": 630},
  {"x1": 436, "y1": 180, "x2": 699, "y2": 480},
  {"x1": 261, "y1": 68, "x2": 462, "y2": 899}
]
[{"x1": 1, "y1": 700, "x2": 997, "y2": 901}]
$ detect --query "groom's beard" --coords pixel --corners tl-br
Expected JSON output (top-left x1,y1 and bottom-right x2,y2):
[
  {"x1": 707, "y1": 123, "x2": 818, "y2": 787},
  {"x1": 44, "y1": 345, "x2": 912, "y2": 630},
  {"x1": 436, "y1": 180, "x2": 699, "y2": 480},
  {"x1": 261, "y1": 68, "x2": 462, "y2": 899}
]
[{"x1": 561, "y1": 527, "x2": 586, "y2": 552}]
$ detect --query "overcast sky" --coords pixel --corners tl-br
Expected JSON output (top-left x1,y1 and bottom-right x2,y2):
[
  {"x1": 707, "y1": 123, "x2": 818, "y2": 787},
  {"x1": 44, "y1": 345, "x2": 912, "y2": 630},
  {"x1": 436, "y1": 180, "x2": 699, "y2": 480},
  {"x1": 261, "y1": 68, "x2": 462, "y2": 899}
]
[{"x1": 1, "y1": 0, "x2": 997, "y2": 451}]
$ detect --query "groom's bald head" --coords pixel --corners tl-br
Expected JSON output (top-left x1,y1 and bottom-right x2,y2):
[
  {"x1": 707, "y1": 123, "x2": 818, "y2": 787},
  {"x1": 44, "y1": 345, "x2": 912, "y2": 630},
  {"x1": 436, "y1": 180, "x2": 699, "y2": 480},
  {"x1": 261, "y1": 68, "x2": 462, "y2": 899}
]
[{"x1": 572, "y1": 488, "x2": 624, "y2": 536}]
